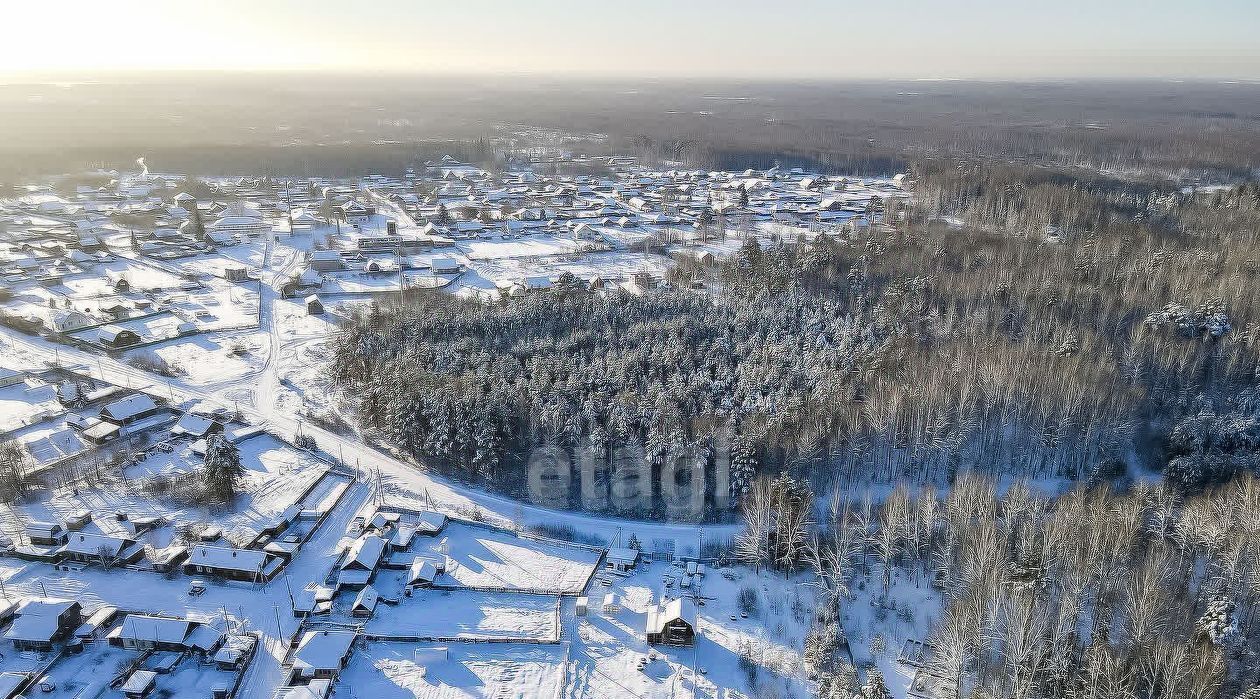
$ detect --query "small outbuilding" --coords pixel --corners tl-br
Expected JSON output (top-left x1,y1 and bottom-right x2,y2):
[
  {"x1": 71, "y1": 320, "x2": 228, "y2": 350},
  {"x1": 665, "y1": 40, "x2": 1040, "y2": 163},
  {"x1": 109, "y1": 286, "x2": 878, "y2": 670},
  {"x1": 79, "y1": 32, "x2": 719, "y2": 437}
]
[
  {"x1": 351, "y1": 586, "x2": 379, "y2": 618},
  {"x1": 606, "y1": 547, "x2": 640, "y2": 573},
  {"x1": 121, "y1": 670, "x2": 157, "y2": 698},
  {"x1": 304, "y1": 295, "x2": 324, "y2": 316}
]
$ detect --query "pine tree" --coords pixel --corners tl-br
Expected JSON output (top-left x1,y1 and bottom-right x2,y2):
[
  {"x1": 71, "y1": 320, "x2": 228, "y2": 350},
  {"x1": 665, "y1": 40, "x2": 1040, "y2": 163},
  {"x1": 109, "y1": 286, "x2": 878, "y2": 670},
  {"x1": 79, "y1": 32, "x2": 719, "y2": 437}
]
[
  {"x1": 862, "y1": 667, "x2": 892, "y2": 699},
  {"x1": 730, "y1": 435, "x2": 757, "y2": 498},
  {"x1": 202, "y1": 434, "x2": 244, "y2": 503}
]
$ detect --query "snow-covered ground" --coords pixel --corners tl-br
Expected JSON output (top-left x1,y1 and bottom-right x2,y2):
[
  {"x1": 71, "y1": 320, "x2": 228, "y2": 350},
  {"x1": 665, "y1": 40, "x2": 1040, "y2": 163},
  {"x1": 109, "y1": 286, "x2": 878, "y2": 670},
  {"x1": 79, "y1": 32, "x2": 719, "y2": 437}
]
[
  {"x1": 333, "y1": 642, "x2": 567, "y2": 699},
  {"x1": 360, "y1": 589, "x2": 559, "y2": 641},
  {"x1": 412, "y1": 522, "x2": 601, "y2": 594}
]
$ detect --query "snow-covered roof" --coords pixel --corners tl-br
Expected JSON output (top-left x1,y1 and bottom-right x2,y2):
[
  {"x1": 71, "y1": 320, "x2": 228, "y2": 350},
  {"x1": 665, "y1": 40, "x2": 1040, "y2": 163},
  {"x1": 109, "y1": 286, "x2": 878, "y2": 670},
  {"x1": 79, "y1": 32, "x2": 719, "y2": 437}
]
[
  {"x1": 188, "y1": 544, "x2": 273, "y2": 574},
  {"x1": 60, "y1": 532, "x2": 133, "y2": 557},
  {"x1": 116, "y1": 614, "x2": 192, "y2": 645},
  {"x1": 171, "y1": 413, "x2": 215, "y2": 438},
  {"x1": 646, "y1": 597, "x2": 697, "y2": 634},
  {"x1": 607, "y1": 547, "x2": 639, "y2": 565},
  {"x1": 352, "y1": 585, "x2": 379, "y2": 611},
  {"x1": 100, "y1": 393, "x2": 158, "y2": 422},
  {"x1": 5, "y1": 598, "x2": 78, "y2": 643},
  {"x1": 292, "y1": 630, "x2": 356, "y2": 673},
  {"x1": 341, "y1": 535, "x2": 386, "y2": 572},
  {"x1": 408, "y1": 558, "x2": 438, "y2": 585},
  {"x1": 121, "y1": 670, "x2": 157, "y2": 695},
  {"x1": 413, "y1": 511, "x2": 447, "y2": 534}
]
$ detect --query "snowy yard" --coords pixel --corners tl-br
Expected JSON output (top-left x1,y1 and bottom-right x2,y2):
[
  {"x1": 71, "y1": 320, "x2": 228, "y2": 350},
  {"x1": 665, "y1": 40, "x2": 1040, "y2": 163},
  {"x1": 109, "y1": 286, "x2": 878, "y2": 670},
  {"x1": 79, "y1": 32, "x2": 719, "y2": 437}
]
[
  {"x1": 12, "y1": 642, "x2": 135, "y2": 698},
  {"x1": 360, "y1": 589, "x2": 558, "y2": 641},
  {"x1": 333, "y1": 642, "x2": 567, "y2": 699},
  {"x1": 413, "y1": 522, "x2": 600, "y2": 593},
  {"x1": 568, "y1": 560, "x2": 817, "y2": 699},
  {"x1": 459, "y1": 235, "x2": 585, "y2": 260},
  {"x1": 173, "y1": 242, "x2": 268, "y2": 278},
  {"x1": 126, "y1": 332, "x2": 265, "y2": 386},
  {"x1": 0, "y1": 378, "x2": 62, "y2": 433}
]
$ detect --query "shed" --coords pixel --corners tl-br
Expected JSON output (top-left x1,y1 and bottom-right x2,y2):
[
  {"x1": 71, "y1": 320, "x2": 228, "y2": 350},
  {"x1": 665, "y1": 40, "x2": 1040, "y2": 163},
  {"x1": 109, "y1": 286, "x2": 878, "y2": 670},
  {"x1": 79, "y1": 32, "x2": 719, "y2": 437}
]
[
  {"x1": 602, "y1": 593, "x2": 620, "y2": 613},
  {"x1": 351, "y1": 586, "x2": 379, "y2": 617},
  {"x1": 304, "y1": 295, "x2": 324, "y2": 316},
  {"x1": 121, "y1": 670, "x2": 157, "y2": 698},
  {"x1": 606, "y1": 547, "x2": 640, "y2": 572}
]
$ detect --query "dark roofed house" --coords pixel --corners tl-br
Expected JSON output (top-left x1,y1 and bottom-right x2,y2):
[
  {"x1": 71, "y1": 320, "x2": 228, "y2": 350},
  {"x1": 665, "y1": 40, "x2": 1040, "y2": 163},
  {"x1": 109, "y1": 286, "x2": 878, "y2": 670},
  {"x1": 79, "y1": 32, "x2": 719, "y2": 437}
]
[
  {"x1": 646, "y1": 597, "x2": 697, "y2": 647},
  {"x1": 98, "y1": 324, "x2": 141, "y2": 348}
]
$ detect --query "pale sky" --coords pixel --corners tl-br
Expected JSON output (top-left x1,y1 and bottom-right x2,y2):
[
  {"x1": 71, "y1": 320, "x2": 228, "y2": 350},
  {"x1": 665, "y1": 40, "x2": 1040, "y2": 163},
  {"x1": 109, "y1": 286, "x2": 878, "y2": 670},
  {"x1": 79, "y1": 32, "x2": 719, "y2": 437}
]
[{"x1": 4, "y1": 0, "x2": 1259, "y2": 80}]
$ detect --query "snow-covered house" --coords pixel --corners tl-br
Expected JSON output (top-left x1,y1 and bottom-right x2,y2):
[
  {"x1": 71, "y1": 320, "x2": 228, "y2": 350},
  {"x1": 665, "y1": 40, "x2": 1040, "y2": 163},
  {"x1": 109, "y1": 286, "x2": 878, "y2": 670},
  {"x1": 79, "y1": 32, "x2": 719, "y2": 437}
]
[
  {"x1": 646, "y1": 597, "x2": 697, "y2": 646},
  {"x1": 290, "y1": 630, "x2": 356, "y2": 682},
  {"x1": 430, "y1": 257, "x2": 459, "y2": 274},
  {"x1": 407, "y1": 558, "x2": 438, "y2": 589},
  {"x1": 351, "y1": 585, "x2": 379, "y2": 617},
  {"x1": 58, "y1": 532, "x2": 142, "y2": 566},
  {"x1": 99, "y1": 393, "x2": 161, "y2": 426},
  {"x1": 209, "y1": 215, "x2": 268, "y2": 237},
  {"x1": 308, "y1": 249, "x2": 344, "y2": 272},
  {"x1": 108, "y1": 613, "x2": 223, "y2": 653},
  {"x1": 605, "y1": 547, "x2": 640, "y2": 573},
  {"x1": 25, "y1": 520, "x2": 67, "y2": 546},
  {"x1": 4, "y1": 598, "x2": 81, "y2": 651},
  {"x1": 337, "y1": 535, "x2": 386, "y2": 588},
  {"x1": 183, "y1": 544, "x2": 281, "y2": 582}
]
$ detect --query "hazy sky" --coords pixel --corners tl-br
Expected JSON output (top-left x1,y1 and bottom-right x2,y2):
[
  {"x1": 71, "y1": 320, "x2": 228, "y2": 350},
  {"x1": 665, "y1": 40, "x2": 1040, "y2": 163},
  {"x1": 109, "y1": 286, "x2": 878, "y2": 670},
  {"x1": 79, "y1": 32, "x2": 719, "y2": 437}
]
[{"x1": 5, "y1": 0, "x2": 1258, "y2": 80}]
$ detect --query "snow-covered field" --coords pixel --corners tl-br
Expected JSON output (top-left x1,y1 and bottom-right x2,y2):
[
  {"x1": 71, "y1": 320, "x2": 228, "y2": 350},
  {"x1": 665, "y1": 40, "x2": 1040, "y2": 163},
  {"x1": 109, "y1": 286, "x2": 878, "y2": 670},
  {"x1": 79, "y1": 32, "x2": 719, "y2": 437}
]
[
  {"x1": 333, "y1": 642, "x2": 567, "y2": 699},
  {"x1": 126, "y1": 332, "x2": 265, "y2": 386},
  {"x1": 361, "y1": 589, "x2": 558, "y2": 641},
  {"x1": 460, "y1": 235, "x2": 586, "y2": 260},
  {"x1": 412, "y1": 522, "x2": 601, "y2": 593}
]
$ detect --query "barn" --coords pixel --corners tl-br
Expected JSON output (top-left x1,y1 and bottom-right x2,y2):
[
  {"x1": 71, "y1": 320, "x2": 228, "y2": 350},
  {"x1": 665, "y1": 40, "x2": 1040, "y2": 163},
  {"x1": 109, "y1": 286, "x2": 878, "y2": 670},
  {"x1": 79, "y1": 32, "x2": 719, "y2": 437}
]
[{"x1": 646, "y1": 597, "x2": 697, "y2": 646}]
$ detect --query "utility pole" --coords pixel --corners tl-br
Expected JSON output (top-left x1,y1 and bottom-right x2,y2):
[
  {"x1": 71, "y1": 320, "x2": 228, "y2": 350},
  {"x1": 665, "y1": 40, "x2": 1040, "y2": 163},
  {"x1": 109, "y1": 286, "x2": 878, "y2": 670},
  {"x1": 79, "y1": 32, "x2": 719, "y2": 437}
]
[{"x1": 272, "y1": 604, "x2": 284, "y2": 641}]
